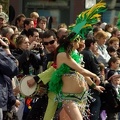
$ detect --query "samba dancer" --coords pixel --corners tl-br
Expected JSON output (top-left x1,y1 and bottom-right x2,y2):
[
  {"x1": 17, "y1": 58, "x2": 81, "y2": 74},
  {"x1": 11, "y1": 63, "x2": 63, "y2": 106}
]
[{"x1": 48, "y1": 32, "x2": 105, "y2": 120}]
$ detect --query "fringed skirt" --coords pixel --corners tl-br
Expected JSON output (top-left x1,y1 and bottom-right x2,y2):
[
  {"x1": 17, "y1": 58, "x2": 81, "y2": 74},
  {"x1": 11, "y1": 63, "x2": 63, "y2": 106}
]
[{"x1": 55, "y1": 72, "x2": 95, "y2": 120}]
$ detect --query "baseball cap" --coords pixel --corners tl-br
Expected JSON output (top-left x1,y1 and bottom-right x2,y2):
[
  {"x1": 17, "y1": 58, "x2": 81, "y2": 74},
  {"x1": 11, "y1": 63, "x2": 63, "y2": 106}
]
[
  {"x1": 108, "y1": 70, "x2": 119, "y2": 81},
  {"x1": 108, "y1": 74, "x2": 120, "y2": 81}
]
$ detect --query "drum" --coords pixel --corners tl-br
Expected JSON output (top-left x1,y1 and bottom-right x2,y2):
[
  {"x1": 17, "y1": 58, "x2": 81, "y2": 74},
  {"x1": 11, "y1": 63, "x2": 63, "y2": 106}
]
[{"x1": 19, "y1": 75, "x2": 47, "y2": 97}]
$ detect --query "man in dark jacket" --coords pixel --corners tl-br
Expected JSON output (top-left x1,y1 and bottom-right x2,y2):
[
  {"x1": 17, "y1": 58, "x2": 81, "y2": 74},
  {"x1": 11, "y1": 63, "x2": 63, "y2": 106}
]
[
  {"x1": 21, "y1": 18, "x2": 34, "y2": 36},
  {"x1": 81, "y1": 38, "x2": 101, "y2": 120},
  {"x1": 0, "y1": 38, "x2": 19, "y2": 119}
]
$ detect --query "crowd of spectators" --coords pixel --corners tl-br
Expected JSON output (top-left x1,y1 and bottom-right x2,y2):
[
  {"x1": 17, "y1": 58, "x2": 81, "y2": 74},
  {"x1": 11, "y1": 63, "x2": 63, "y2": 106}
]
[{"x1": 0, "y1": 3, "x2": 120, "y2": 120}]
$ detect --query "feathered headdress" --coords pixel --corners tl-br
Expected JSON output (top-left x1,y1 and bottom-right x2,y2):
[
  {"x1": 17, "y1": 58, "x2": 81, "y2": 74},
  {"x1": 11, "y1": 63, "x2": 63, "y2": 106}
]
[{"x1": 68, "y1": 0, "x2": 107, "y2": 40}]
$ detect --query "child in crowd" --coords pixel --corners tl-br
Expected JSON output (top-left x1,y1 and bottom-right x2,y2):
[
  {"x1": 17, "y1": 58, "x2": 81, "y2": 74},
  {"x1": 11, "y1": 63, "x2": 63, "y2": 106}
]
[
  {"x1": 107, "y1": 46, "x2": 118, "y2": 57},
  {"x1": 107, "y1": 37, "x2": 119, "y2": 51},
  {"x1": 100, "y1": 57, "x2": 120, "y2": 120},
  {"x1": 30, "y1": 12, "x2": 39, "y2": 28},
  {"x1": 103, "y1": 72, "x2": 120, "y2": 120},
  {"x1": 107, "y1": 37, "x2": 120, "y2": 57},
  {"x1": 107, "y1": 57, "x2": 120, "y2": 80}
]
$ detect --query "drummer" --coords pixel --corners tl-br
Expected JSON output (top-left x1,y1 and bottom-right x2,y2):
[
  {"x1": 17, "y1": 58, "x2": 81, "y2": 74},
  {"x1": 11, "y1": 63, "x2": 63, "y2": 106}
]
[{"x1": 26, "y1": 30, "x2": 59, "y2": 120}]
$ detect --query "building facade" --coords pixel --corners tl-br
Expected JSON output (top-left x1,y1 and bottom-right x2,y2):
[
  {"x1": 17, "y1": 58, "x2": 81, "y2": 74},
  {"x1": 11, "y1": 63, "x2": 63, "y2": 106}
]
[
  {"x1": 9, "y1": 0, "x2": 85, "y2": 27},
  {"x1": 9, "y1": 0, "x2": 120, "y2": 27}
]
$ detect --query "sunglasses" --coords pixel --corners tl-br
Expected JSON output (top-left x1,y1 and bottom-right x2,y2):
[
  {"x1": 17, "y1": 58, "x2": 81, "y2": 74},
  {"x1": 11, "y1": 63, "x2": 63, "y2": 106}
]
[{"x1": 44, "y1": 40, "x2": 55, "y2": 45}]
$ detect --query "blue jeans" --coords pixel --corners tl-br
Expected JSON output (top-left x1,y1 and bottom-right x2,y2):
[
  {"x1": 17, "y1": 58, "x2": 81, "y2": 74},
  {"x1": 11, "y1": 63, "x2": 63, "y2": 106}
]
[
  {"x1": 90, "y1": 94, "x2": 101, "y2": 120},
  {"x1": 0, "y1": 108, "x2": 3, "y2": 120}
]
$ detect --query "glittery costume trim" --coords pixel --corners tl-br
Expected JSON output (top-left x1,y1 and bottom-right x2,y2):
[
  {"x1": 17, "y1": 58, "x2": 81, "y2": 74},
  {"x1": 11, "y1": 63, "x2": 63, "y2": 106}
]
[
  {"x1": 55, "y1": 90, "x2": 94, "y2": 120},
  {"x1": 54, "y1": 73, "x2": 94, "y2": 119}
]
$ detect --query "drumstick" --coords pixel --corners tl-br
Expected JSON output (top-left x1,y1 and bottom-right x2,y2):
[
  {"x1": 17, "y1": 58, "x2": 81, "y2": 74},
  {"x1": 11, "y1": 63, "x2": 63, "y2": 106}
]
[
  {"x1": 12, "y1": 76, "x2": 21, "y2": 98},
  {"x1": 12, "y1": 76, "x2": 20, "y2": 89}
]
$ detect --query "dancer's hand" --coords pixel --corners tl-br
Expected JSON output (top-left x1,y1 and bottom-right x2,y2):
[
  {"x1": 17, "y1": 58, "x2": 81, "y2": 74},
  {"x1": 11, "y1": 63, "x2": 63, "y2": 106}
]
[
  {"x1": 27, "y1": 78, "x2": 36, "y2": 87},
  {"x1": 93, "y1": 76, "x2": 101, "y2": 85},
  {"x1": 94, "y1": 86, "x2": 105, "y2": 93}
]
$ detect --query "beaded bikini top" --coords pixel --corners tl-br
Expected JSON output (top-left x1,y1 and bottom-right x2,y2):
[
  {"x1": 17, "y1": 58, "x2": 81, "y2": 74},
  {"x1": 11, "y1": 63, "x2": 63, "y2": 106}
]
[{"x1": 49, "y1": 47, "x2": 82, "y2": 94}]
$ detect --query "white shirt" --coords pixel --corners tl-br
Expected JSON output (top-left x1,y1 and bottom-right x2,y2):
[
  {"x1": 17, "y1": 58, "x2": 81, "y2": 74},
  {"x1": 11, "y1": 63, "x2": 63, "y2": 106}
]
[{"x1": 97, "y1": 45, "x2": 111, "y2": 66}]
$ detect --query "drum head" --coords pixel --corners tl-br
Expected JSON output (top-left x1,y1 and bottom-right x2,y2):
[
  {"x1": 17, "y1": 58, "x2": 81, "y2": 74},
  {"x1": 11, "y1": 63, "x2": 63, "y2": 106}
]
[{"x1": 19, "y1": 75, "x2": 37, "y2": 97}]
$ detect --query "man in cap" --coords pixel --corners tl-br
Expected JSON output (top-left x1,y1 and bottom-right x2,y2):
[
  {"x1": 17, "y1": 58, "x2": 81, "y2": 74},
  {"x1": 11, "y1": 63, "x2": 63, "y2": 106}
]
[
  {"x1": 0, "y1": 13, "x2": 6, "y2": 29},
  {"x1": 0, "y1": 4, "x2": 9, "y2": 22}
]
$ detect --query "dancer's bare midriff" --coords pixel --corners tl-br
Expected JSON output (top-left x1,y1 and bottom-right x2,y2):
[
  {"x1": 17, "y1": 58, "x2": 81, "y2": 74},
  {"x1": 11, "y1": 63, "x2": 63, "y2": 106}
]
[{"x1": 62, "y1": 74, "x2": 88, "y2": 93}]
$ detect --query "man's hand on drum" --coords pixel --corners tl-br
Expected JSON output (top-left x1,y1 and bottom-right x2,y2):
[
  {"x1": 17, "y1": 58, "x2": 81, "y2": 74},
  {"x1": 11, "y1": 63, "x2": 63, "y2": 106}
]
[
  {"x1": 15, "y1": 99, "x2": 20, "y2": 107},
  {"x1": 27, "y1": 78, "x2": 36, "y2": 87},
  {"x1": 13, "y1": 86, "x2": 20, "y2": 96}
]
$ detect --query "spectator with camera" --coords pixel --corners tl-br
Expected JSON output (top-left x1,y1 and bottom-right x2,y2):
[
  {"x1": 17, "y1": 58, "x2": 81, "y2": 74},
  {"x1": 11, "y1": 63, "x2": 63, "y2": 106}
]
[
  {"x1": 0, "y1": 26, "x2": 15, "y2": 53},
  {"x1": 27, "y1": 28, "x2": 44, "y2": 52},
  {"x1": 27, "y1": 27, "x2": 45, "y2": 73}
]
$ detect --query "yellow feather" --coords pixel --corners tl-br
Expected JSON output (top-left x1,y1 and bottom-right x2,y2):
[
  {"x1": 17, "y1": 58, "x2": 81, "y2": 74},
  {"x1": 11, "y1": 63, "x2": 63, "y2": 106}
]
[
  {"x1": 82, "y1": 24, "x2": 91, "y2": 28},
  {"x1": 87, "y1": 0, "x2": 106, "y2": 15},
  {"x1": 90, "y1": 14, "x2": 101, "y2": 19}
]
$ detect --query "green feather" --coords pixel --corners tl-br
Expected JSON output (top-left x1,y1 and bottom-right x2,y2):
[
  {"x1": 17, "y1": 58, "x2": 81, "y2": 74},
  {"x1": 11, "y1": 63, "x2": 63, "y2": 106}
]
[
  {"x1": 117, "y1": 12, "x2": 120, "y2": 30},
  {"x1": 68, "y1": 0, "x2": 107, "y2": 40}
]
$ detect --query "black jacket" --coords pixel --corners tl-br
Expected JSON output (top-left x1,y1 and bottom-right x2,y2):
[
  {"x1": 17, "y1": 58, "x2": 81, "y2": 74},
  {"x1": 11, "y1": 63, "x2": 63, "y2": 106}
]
[
  {"x1": 12, "y1": 49, "x2": 40, "y2": 75},
  {"x1": 102, "y1": 83, "x2": 120, "y2": 113},
  {"x1": 81, "y1": 48, "x2": 100, "y2": 75},
  {"x1": 0, "y1": 47, "x2": 18, "y2": 110},
  {"x1": 21, "y1": 29, "x2": 29, "y2": 37},
  {"x1": 81, "y1": 48, "x2": 100, "y2": 95}
]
